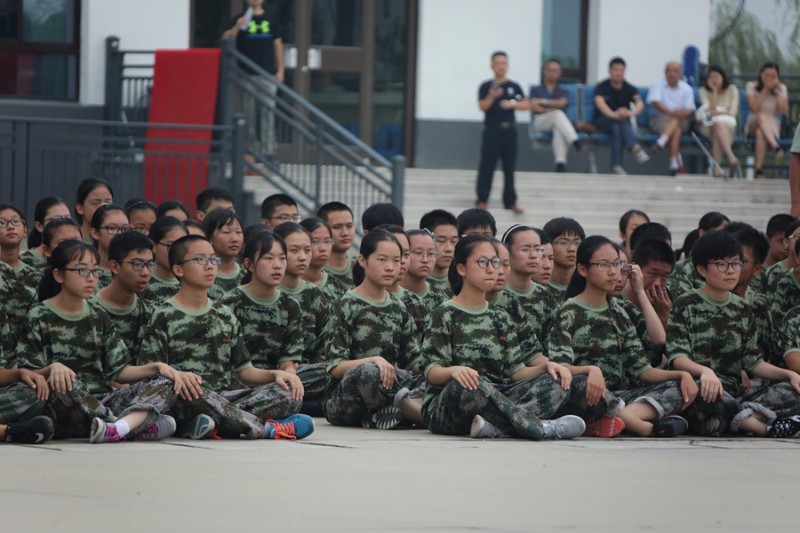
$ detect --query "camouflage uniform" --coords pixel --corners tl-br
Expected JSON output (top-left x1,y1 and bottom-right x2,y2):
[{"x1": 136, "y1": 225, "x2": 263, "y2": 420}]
[
  {"x1": 549, "y1": 298, "x2": 675, "y2": 419},
  {"x1": 0, "y1": 382, "x2": 45, "y2": 424},
  {"x1": 323, "y1": 289, "x2": 422, "y2": 426},
  {"x1": 140, "y1": 272, "x2": 180, "y2": 304},
  {"x1": 0, "y1": 262, "x2": 36, "y2": 358},
  {"x1": 545, "y1": 280, "x2": 568, "y2": 305},
  {"x1": 667, "y1": 258, "x2": 705, "y2": 299},
  {"x1": 19, "y1": 248, "x2": 47, "y2": 270},
  {"x1": 220, "y1": 286, "x2": 327, "y2": 404},
  {"x1": 90, "y1": 294, "x2": 153, "y2": 358},
  {"x1": 11, "y1": 261, "x2": 41, "y2": 291},
  {"x1": 668, "y1": 289, "x2": 800, "y2": 435},
  {"x1": 214, "y1": 263, "x2": 244, "y2": 295},
  {"x1": 323, "y1": 256, "x2": 357, "y2": 288},
  {"x1": 743, "y1": 288, "x2": 780, "y2": 366},
  {"x1": 139, "y1": 298, "x2": 301, "y2": 438},
  {"x1": 16, "y1": 300, "x2": 174, "y2": 438},
  {"x1": 495, "y1": 283, "x2": 557, "y2": 354},
  {"x1": 427, "y1": 274, "x2": 453, "y2": 299},
  {"x1": 764, "y1": 261, "x2": 790, "y2": 292},
  {"x1": 769, "y1": 269, "x2": 800, "y2": 323},
  {"x1": 778, "y1": 304, "x2": 800, "y2": 362},
  {"x1": 748, "y1": 269, "x2": 768, "y2": 295},
  {"x1": 96, "y1": 269, "x2": 113, "y2": 290},
  {"x1": 316, "y1": 271, "x2": 348, "y2": 304},
  {"x1": 280, "y1": 280, "x2": 329, "y2": 364},
  {"x1": 421, "y1": 301, "x2": 568, "y2": 439},
  {"x1": 396, "y1": 283, "x2": 448, "y2": 344},
  {"x1": 489, "y1": 293, "x2": 544, "y2": 363},
  {"x1": 611, "y1": 296, "x2": 665, "y2": 367}
]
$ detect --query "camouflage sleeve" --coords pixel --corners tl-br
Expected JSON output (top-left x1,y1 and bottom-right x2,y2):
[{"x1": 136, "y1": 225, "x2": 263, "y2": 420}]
[
  {"x1": 98, "y1": 311, "x2": 133, "y2": 381},
  {"x1": 666, "y1": 296, "x2": 693, "y2": 365},
  {"x1": 740, "y1": 306, "x2": 764, "y2": 372},
  {"x1": 499, "y1": 318, "x2": 526, "y2": 379},
  {"x1": 15, "y1": 310, "x2": 49, "y2": 370},
  {"x1": 421, "y1": 306, "x2": 453, "y2": 379},
  {"x1": 546, "y1": 304, "x2": 576, "y2": 365},
  {"x1": 323, "y1": 301, "x2": 356, "y2": 374},
  {"x1": 508, "y1": 298, "x2": 544, "y2": 363},
  {"x1": 618, "y1": 310, "x2": 652, "y2": 380},
  {"x1": 226, "y1": 310, "x2": 253, "y2": 374},
  {"x1": 137, "y1": 308, "x2": 170, "y2": 364},
  {"x1": 780, "y1": 307, "x2": 800, "y2": 358},
  {"x1": 281, "y1": 299, "x2": 306, "y2": 365}
]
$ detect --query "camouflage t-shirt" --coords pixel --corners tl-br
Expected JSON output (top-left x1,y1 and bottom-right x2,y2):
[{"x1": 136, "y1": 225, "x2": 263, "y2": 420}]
[
  {"x1": 743, "y1": 287, "x2": 780, "y2": 366},
  {"x1": 611, "y1": 296, "x2": 665, "y2": 366},
  {"x1": 219, "y1": 286, "x2": 304, "y2": 369},
  {"x1": 11, "y1": 261, "x2": 41, "y2": 291},
  {"x1": 545, "y1": 280, "x2": 568, "y2": 305},
  {"x1": 138, "y1": 298, "x2": 253, "y2": 391},
  {"x1": 0, "y1": 262, "x2": 36, "y2": 351},
  {"x1": 141, "y1": 272, "x2": 180, "y2": 304},
  {"x1": 667, "y1": 289, "x2": 762, "y2": 395},
  {"x1": 396, "y1": 283, "x2": 448, "y2": 343},
  {"x1": 489, "y1": 292, "x2": 544, "y2": 363},
  {"x1": 323, "y1": 256, "x2": 357, "y2": 288},
  {"x1": 769, "y1": 269, "x2": 800, "y2": 322},
  {"x1": 19, "y1": 248, "x2": 47, "y2": 270},
  {"x1": 90, "y1": 293, "x2": 153, "y2": 359},
  {"x1": 316, "y1": 270, "x2": 348, "y2": 304},
  {"x1": 779, "y1": 304, "x2": 800, "y2": 360},
  {"x1": 280, "y1": 280, "x2": 328, "y2": 364},
  {"x1": 495, "y1": 283, "x2": 557, "y2": 353},
  {"x1": 214, "y1": 263, "x2": 244, "y2": 295},
  {"x1": 427, "y1": 274, "x2": 453, "y2": 299},
  {"x1": 764, "y1": 261, "x2": 790, "y2": 292},
  {"x1": 16, "y1": 300, "x2": 131, "y2": 395},
  {"x1": 324, "y1": 289, "x2": 421, "y2": 375},
  {"x1": 96, "y1": 269, "x2": 113, "y2": 290},
  {"x1": 548, "y1": 297, "x2": 652, "y2": 391},
  {"x1": 667, "y1": 258, "x2": 705, "y2": 299}
]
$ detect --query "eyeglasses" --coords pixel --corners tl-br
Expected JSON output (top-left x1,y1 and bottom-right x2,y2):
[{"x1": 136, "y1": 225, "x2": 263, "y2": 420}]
[
  {"x1": 711, "y1": 260, "x2": 743, "y2": 272},
  {"x1": 588, "y1": 260, "x2": 625, "y2": 271},
  {"x1": 99, "y1": 225, "x2": 132, "y2": 235},
  {"x1": 126, "y1": 260, "x2": 157, "y2": 272},
  {"x1": 177, "y1": 256, "x2": 222, "y2": 267},
  {"x1": 553, "y1": 238, "x2": 582, "y2": 248},
  {"x1": 64, "y1": 267, "x2": 104, "y2": 279},
  {"x1": 410, "y1": 251, "x2": 439, "y2": 261},
  {"x1": 515, "y1": 245, "x2": 546, "y2": 256},
  {"x1": 271, "y1": 214, "x2": 301, "y2": 223},
  {"x1": 476, "y1": 256, "x2": 502, "y2": 269},
  {"x1": 311, "y1": 238, "x2": 335, "y2": 247},
  {"x1": 0, "y1": 217, "x2": 24, "y2": 228}
]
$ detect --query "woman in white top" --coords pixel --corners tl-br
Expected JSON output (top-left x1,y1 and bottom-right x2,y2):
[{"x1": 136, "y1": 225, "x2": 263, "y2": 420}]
[
  {"x1": 699, "y1": 66, "x2": 739, "y2": 177},
  {"x1": 745, "y1": 61, "x2": 789, "y2": 179}
]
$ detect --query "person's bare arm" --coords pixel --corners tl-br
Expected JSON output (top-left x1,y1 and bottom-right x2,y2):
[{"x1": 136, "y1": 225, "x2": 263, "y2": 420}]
[
  {"x1": 223, "y1": 16, "x2": 247, "y2": 39},
  {"x1": 274, "y1": 38, "x2": 285, "y2": 82}
]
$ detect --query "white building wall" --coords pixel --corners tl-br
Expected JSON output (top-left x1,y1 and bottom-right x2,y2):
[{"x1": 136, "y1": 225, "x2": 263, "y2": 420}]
[
  {"x1": 80, "y1": 0, "x2": 191, "y2": 106},
  {"x1": 586, "y1": 0, "x2": 710, "y2": 85},
  {"x1": 416, "y1": 0, "x2": 543, "y2": 122}
]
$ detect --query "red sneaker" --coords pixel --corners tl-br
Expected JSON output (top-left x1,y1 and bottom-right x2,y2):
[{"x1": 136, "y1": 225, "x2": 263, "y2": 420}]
[{"x1": 584, "y1": 416, "x2": 625, "y2": 438}]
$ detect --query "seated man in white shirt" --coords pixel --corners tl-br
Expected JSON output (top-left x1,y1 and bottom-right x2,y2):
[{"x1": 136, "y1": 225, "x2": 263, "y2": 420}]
[{"x1": 647, "y1": 61, "x2": 696, "y2": 175}]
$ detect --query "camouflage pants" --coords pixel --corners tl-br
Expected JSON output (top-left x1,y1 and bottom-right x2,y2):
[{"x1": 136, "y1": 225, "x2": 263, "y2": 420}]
[
  {"x1": 739, "y1": 379, "x2": 800, "y2": 420},
  {"x1": 324, "y1": 364, "x2": 418, "y2": 426},
  {"x1": 170, "y1": 382, "x2": 301, "y2": 439},
  {"x1": 297, "y1": 363, "x2": 327, "y2": 402},
  {"x1": 554, "y1": 375, "x2": 625, "y2": 420},
  {"x1": 0, "y1": 382, "x2": 45, "y2": 424},
  {"x1": 46, "y1": 377, "x2": 176, "y2": 439},
  {"x1": 616, "y1": 380, "x2": 685, "y2": 418},
  {"x1": 424, "y1": 375, "x2": 569, "y2": 440}
]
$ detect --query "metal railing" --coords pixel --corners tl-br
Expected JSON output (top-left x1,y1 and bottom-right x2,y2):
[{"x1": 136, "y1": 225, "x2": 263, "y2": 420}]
[{"x1": 0, "y1": 116, "x2": 245, "y2": 223}]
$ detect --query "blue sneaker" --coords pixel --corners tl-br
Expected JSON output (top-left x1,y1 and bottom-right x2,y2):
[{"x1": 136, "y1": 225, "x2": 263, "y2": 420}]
[
  {"x1": 264, "y1": 414, "x2": 315, "y2": 440},
  {"x1": 180, "y1": 414, "x2": 215, "y2": 440}
]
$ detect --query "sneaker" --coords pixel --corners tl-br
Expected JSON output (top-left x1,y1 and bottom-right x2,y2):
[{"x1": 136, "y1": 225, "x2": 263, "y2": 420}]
[
  {"x1": 555, "y1": 162, "x2": 567, "y2": 173},
  {"x1": 584, "y1": 416, "x2": 625, "y2": 438},
  {"x1": 89, "y1": 418, "x2": 124, "y2": 444},
  {"x1": 5, "y1": 416, "x2": 54, "y2": 444},
  {"x1": 264, "y1": 414, "x2": 315, "y2": 440},
  {"x1": 651, "y1": 415, "x2": 689, "y2": 438},
  {"x1": 768, "y1": 415, "x2": 800, "y2": 438},
  {"x1": 542, "y1": 415, "x2": 586, "y2": 440},
  {"x1": 180, "y1": 414, "x2": 216, "y2": 440},
  {"x1": 611, "y1": 165, "x2": 627, "y2": 175},
  {"x1": 361, "y1": 406, "x2": 403, "y2": 430},
  {"x1": 633, "y1": 147, "x2": 650, "y2": 163},
  {"x1": 469, "y1": 414, "x2": 507, "y2": 439},
  {"x1": 133, "y1": 414, "x2": 177, "y2": 441},
  {"x1": 669, "y1": 165, "x2": 685, "y2": 177}
]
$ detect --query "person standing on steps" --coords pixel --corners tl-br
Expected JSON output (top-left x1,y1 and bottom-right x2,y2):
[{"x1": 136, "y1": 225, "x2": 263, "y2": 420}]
[{"x1": 475, "y1": 51, "x2": 527, "y2": 214}]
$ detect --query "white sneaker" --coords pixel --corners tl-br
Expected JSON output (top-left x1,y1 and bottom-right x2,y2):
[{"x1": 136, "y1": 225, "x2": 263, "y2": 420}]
[
  {"x1": 542, "y1": 415, "x2": 586, "y2": 440},
  {"x1": 612, "y1": 165, "x2": 627, "y2": 175},
  {"x1": 469, "y1": 415, "x2": 506, "y2": 438},
  {"x1": 633, "y1": 147, "x2": 650, "y2": 163}
]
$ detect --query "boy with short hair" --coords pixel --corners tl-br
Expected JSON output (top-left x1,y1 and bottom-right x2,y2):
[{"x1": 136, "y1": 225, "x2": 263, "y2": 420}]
[
  {"x1": 769, "y1": 237, "x2": 800, "y2": 323},
  {"x1": 542, "y1": 217, "x2": 585, "y2": 302},
  {"x1": 362, "y1": 202, "x2": 404, "y2": 232},
  {"x1": 764, "y1": 214, "x2": 795, "y2": 268},
  {"x1": 138, "y1": 235, "x2": 314, "y2": 440},
  {"x1": 419, "y1": 209, "x2": 459, "y2": 297},
  {"x1": 763, "y1": 220, "x2": 800, "y2": 292},
  {"x1": 668, "y1": 231, "x2": 800, "y2": 437},
  {"x1": 628, "y1": 222, "x2": 672, "y2": 253},
  {"x1": 91, "y1": 231, "x2": 155, "y2": 356},
  {"x1": 318, "y1": 201, "x2": 357, "y2": 288},
  {"x1": 195, "y1": 186, "x2": 235, "y2": 221},
  {"x1": 260, "y1": 194, "x2": 299, "y2": 228},
  {"x1": 456, "y1": 208, "x2": 497, "y2": 237}
]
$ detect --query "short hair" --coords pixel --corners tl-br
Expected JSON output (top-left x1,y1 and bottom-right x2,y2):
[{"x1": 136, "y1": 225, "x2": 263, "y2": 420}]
[
  {"x1": 149, "y1": 216, "x2": 188, "y2": 243},
  {"x1": 124, "y1": 198, "x2": 157, "y2": 218},
  {"x1": 202, "y1": 208, "x2": 242, "y2": 238},
  {"x1": 362, "y1": 203, "x2": 404, "y2": 232},
  {"x1": 195, "y1": 186, "x2": 234, "y2": 212},
  {"x1": 691, "y1": 231, "x2": 742, "y2": 276},
  {"x1": 261, "y1": 193, "x2": 297, "y2": 220},
  {"x1": 491, "y1": 51, "x2": 507, "y2": 61},
  {"x1": 609, "y1": 56, "x2": 626, "y2": 69},
  {"x1": 675, "y1": 229, "x2": 700, "y2": 261},
  {"x1": 456, "y1": 208, "x2": 497, "y2": 237},
  {"x1": 631, "y1": 239, "x2": 676, "y2": 268},
  {"x1": 532, "y1": 227, "x2": 551, "y2": 245},
  {"x1": 543, "y1": 217, "x2": 586, "y2": 240},
  {"x1": 783, "y1": 219, "x2": 800, "y2": 239},
  {"x1": 698, "y1": 211, "x2": 730, "y2": 232},
  {"x1": 726, "y1": 222, "x2": 769, "y2": 265},
  {"x1": 317, "y1": 201, "x2": 353, "y2": 223},
  {"x1": 419, "y1": 209, "x2": 458, "y2": 233},
  {"x1": 157, "y1": 200, "x2": 190, "y2": 219},
  {"x1": 108, "y1": 231, "x2": 154, "y2": 264},
  {"x1": 183, "y1": 220, "x2": 205, "y2": 233},
  {"x1": 629, "y1": 222, "x2": 672, "y2": 252},
  {"x1": 766, "y1": 214, "x2": 795, "y2": 238},
  {"x1": 168, "y1": 234, "x2": 209, "y2": 269}
]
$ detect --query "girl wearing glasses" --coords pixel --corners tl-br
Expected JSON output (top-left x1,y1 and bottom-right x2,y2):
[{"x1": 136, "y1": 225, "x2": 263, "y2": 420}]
[
  {"x1": 142, "y1": 216, "x2": 189, "y2": 303},
  {"x1": 0, "y1": 204, "x2": 40, "y2": 290},
  {"x1": 421, "y1": 235, "x2": 583, "y2": 440},
  {"x1": 15, "y1": 239, "x2": 189, "y2": 443},
  {"x1": 299, "y1": 217, "x2": 348, "y2": 303},
  {"x1": 324, "y1": 230, "x2": 424, "y2": 430},
  {"x1": 89, "y1": 204, "x2": 131, "y2": 290},
  {"x1": 22, "y1": 196, "x2": 72, "y2": 270},
  {"x1": 669, "y1": 230, "x2": 800, "y2": 438},
  {"x1": 549, "y1": 235, "x2": 697, "y2": 438}
]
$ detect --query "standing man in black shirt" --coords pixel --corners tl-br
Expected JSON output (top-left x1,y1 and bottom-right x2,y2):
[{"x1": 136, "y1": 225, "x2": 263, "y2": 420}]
[
  {"x1": 224, "y1": 0, "x2": 284, "y2": 168},
  {"x1": 475, "y1": 51, "x2": 527, "y2": 214}
]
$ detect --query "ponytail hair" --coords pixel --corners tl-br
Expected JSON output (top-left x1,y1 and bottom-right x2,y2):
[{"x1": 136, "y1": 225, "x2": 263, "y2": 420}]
[
  {"x1": 566, "y1": 235, "x2": 615, "y2": 298},
  {"x1": 28, "y1": 196, "x2": 69, "y2": 248},
  {"x1": 38, "y1": 240, "x2": 99, "y2": 301}
]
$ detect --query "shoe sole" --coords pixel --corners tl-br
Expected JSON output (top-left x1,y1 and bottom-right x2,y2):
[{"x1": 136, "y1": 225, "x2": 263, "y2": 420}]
[
  {"x1": 362, "y1": 406, "x2": 403, "y2": 430},
  {"x1": 585, "y1": 416, "x2": 625, "y2": 438},
  {"x1": 181, "y1": 415, "x2": 215, "y2": 440},
  {"x1": 8, "y1": 416, "x2": 55, "y2": 444},
  {"x1": 549, "y1": 415, "x2": 587, "y2": 440},
  {"x1": 89, "y1": 418, "x2": 107, "y2": 444}
]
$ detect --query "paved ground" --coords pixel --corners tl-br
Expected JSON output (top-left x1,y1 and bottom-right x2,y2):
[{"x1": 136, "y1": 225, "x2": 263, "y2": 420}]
[{"x1": 3, "y1": 421, "x2": 800, "y2": 532}]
